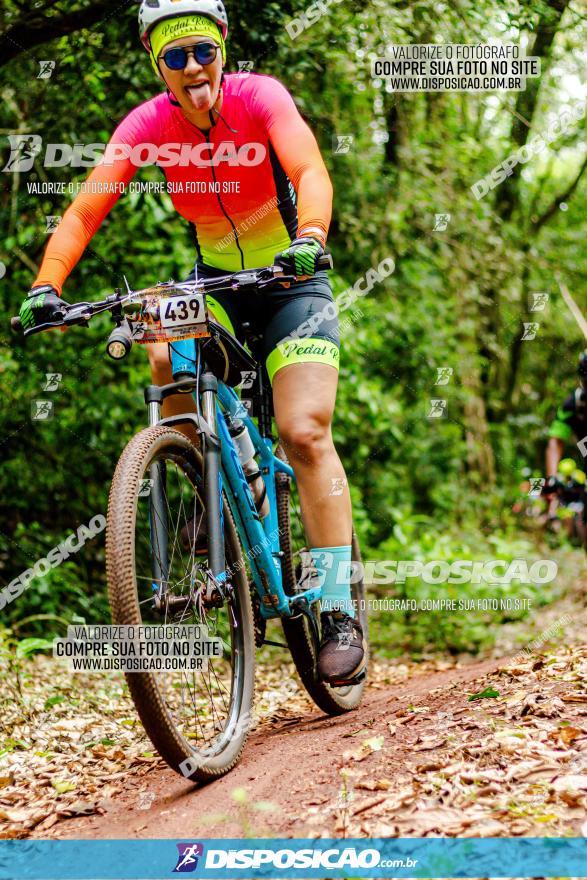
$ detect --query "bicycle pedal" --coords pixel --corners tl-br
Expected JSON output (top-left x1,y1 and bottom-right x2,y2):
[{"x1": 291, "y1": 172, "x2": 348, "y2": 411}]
[{"x1": 326, "y1": 667, "x2": 368, "y2": 688}]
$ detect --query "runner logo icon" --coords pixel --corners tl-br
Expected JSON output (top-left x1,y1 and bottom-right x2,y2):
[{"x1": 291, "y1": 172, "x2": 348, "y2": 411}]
[{"x1": 173, "y1": 843, "x2": 204, "y2": 873}]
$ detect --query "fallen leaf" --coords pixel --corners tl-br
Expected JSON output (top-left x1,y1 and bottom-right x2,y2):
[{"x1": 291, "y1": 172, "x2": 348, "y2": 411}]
[
  {"x1": 468, "y1": 687, "x2": 500, "y2": 702},
  {"x1": 351, "y1": 795, "x2": 387, "y2": 816},
  {"x1": 342, "y1": 735, "x2": 385, "y2": 763},
  {"x1": 413, "y1": 737, "x2": 447, "y2": 751},
  {"x1": 519, "y1": 694, "x2": 566, "y2": 718},
  {"x1": 52, "y1": 780, "x2": 76, "y2": 794},
  {"x1": 355, "y1": 778, "x2": 393, "y2": 791},
  {"x1": 548, "y1": 726, "x2": 583, "y2": 747},
  {"x1": 35, "y1": 813, "x2": 60, "y2": 831},
  {"x1": 51, "y1": 719, "x2": 90, "y2": 732},
  {"x1": 552, "y1": 775, "x2": 587, "y2": 791},
  {"x1": 461, "y1": 818, "x2": 507, "y2": 837},
  {"x1": 0, "y1": 807, "x2": 46, "y2": 826},
  {"x1": 58, "y1": 799, "x2": 99, "y2": 817},
  {"x1": 362, "y1": 735, "x2": 384, "y2": 752},
  {"x1": 395, "y1": 714, "x2": 417, "y2": 725},
  {"x1": 561, "y1": 693, "x2": 587, "y2": 703},
  {"x1": 558, "y1": 790, "x2": 585, "y2": 807}
]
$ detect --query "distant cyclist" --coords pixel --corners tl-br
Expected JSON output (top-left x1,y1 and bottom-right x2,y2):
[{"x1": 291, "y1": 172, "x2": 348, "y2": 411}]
[
  {"x1": 544, "y1": 351, "x2": 587, "y2": 520},
  {"x1": 541, "y1": 458, "x2": 587, "y2": 546},
  {"x1": 19, "y1": 0, "x2": 365, "y2": 685}
]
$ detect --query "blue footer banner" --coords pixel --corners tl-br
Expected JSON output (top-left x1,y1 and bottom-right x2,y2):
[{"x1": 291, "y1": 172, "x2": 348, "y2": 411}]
[{"x1": 0, "y1": 838, "x2": 586, "y2": 879}]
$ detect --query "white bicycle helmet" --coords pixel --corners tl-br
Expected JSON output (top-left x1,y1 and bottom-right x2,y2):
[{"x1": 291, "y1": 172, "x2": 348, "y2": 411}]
[{"x1": 139, "y1": 0, "x2": 228, "y2": 52}]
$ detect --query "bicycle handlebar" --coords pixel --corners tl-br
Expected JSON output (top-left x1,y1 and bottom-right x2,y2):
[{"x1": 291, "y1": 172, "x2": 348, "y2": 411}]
[
  {"x1": 314, "y1": 254, "x2": 333, "y2": 271},
  {"x1": 10, "y1": 255, "x2": 334, "y2": 335}
]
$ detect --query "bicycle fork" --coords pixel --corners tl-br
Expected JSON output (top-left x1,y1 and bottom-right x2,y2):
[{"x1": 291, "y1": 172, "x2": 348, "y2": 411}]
[
  {"x1": 199, "y1": 370, "x2": 227, "y2": 600},
  {"x1": 145, "y1": 359, "x2": 227, "y2": 607},
  {"x1": 147, "y1": 397, "x2": 169, "y2": 597}
]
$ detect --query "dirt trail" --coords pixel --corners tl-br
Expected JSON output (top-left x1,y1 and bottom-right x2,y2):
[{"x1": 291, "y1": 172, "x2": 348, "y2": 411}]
[
  {"x1": 37, "y1": 649, "x2": 587, "y2": 840},
  {"x1": 6, "y1": 560, "x2": 584, "y2": 841}
]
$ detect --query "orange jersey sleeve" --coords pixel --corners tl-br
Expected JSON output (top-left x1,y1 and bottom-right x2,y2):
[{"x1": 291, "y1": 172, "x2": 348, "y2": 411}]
[
  {"x1": 29, "y1": 94, "x2": 167, "y2": 294},
  {"x1": 32, "y1": 159, "x2": 137, "y2": 294}
]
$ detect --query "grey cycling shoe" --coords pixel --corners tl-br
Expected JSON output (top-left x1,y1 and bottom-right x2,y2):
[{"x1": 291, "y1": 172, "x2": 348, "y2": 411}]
[{"x1": 317, "y1": 611, "x2": 367, "y2": 685}]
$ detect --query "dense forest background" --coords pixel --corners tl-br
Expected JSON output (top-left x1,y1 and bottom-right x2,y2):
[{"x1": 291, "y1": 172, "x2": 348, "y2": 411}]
[{"x1": 0, "y1": 0, "x2": 585, "y2": 653}]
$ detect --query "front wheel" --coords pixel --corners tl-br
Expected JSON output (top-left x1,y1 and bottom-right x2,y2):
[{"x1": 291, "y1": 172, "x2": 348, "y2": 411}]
[
  {"x1": 276, "y1": 445, "x2": 368, "y2": 715},
  {"x1": 106, "y1": 426, "x2": 255, "y2": 781}
]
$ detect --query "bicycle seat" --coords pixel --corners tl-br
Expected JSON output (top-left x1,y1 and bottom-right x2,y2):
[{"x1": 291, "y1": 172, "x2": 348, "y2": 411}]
[{"x1": 199, "y1": 320, "x2": 258, "y2": 387}]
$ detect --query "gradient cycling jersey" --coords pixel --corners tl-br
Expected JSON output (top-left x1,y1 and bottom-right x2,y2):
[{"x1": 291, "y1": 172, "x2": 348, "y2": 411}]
[{"x1": 33, "y1": 73, "x2": 332, "y2": 292}]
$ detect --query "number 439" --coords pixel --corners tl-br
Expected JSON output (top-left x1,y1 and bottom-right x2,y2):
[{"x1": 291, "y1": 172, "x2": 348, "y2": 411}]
[{"x1": 164, "y1": 298, "x2": 201, "y2": 322}]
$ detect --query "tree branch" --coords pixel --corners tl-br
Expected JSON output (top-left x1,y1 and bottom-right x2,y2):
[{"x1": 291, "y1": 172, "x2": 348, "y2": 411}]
[
  {"x1": 0, "y1": 0, "x2": 128, "y2": 67},
  {"x1": 495, "y1": 0, "x2": 570, "y2": 221},
  {"x1": 531, "y1": 152, "x2": 587, "y2": 232}
]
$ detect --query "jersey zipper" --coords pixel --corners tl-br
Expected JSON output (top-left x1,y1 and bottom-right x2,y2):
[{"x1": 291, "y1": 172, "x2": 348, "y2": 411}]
[{"x1": 204, "y1": 128, "x2": 246, "y2": 271}]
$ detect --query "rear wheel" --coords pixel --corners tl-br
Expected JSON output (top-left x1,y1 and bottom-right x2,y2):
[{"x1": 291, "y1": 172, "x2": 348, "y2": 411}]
[
  {"x1": 276, "y1": 444, "x2": 368, "y2": 715},
  {"x1": 106, "y1": 426, "x2": 255, "y2": 781}
]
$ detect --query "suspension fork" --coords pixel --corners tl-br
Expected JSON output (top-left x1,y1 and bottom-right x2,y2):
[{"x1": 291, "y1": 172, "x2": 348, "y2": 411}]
[
  {"x1": 145, "y1": 338, "x2": 226, "y2": 604},
  {"x1": 200, "y1": 369, "x2": 226, "y2": 592},
  {"x1": 146, "y1": 392, "x2": 169, "y2": 595}
]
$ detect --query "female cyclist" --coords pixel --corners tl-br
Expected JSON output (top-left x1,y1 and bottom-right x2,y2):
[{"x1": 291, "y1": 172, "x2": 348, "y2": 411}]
[{"x1": 19, "y1": 0, "x2": 366, "y2": 684}]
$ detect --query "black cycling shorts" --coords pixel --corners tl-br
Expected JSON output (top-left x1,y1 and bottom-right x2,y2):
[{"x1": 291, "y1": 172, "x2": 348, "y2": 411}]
[{"x1": 184, "y1": 264, "x2": 340, "y2": 383}]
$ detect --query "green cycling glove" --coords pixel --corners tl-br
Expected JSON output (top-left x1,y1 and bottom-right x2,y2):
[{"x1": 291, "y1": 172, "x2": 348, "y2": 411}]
[
  {"x1": 19, "y1": 285, "x2": 68, "y2": 336},
  {"x1": 274, "y1": 236, "x2": 324, "y2": 278}
]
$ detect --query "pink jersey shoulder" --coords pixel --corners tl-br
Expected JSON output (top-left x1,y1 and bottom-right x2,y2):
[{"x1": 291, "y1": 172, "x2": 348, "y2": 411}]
[
  {"x1": 224, "y1": 73, "x2": 299, "y2": 131},
  {"x1": 111, "y1": 92, "x2": 171, "y2": 145}
]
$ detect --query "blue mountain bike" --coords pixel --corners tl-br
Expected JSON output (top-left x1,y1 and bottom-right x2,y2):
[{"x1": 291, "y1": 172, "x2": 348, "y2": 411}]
[{"x1": 12, "y1": 260, "x2": 368, "y2": 780}]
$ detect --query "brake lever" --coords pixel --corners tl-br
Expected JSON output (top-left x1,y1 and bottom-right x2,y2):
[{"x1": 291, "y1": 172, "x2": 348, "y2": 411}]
[
  {"x1": 63, "y1": 304, "x2": 93, "y2": 325},
  {"x1": 256, "y1": 273, "x2": 297, "y2": 289}
]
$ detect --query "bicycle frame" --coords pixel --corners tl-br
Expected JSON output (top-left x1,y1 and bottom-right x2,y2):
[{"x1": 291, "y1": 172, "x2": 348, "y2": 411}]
[{"x1": 158, "y1": 337, "x2": 322, "y2": 619}]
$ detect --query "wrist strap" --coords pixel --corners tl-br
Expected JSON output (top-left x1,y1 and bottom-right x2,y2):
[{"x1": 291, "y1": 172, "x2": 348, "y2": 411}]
[{"x1": 27, "y1": 285, "x2": 56, "y2": 299}]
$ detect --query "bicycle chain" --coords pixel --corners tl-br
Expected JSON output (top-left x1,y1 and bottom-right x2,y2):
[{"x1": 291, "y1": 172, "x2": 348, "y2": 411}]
[{"x1": 250, "y1": 583, "x2": 266, "y2": 648}]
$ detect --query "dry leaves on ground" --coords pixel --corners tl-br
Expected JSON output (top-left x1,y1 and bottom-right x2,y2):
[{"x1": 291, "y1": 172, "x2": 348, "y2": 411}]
[{"x1": 303, "y1": 645, "x2": 587, "y2": 839}]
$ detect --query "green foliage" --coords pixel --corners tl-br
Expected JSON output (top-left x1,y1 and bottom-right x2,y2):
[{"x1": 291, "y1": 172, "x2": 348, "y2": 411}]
[{"x1": 366, "y1": 520, "x2": 561, "y2": 656}]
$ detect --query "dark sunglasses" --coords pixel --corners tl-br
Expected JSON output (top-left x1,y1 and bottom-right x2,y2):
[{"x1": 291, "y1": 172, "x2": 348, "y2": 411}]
[{"x1": 159, "y1": 42, "x2": 219, "y2": 70}]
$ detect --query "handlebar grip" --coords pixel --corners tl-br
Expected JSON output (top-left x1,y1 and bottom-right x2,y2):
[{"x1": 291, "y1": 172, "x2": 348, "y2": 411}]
[
  {"x1": 316, "y1": 253, "x2": 333, "y2": 271},
  {"x1": 11, "y1": 316, "x2": 21, "y2": 331}
]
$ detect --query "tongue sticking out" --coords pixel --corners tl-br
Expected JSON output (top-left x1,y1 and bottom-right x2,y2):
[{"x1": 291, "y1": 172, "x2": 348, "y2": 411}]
[{"x1": 186, "y1": 82, "x2": 211, "y2": 110}]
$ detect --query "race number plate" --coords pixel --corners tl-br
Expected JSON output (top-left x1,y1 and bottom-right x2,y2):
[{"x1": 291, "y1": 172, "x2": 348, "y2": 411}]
[{"x1": 160, "y1": 292, "x2": 206, "y2": 329}]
